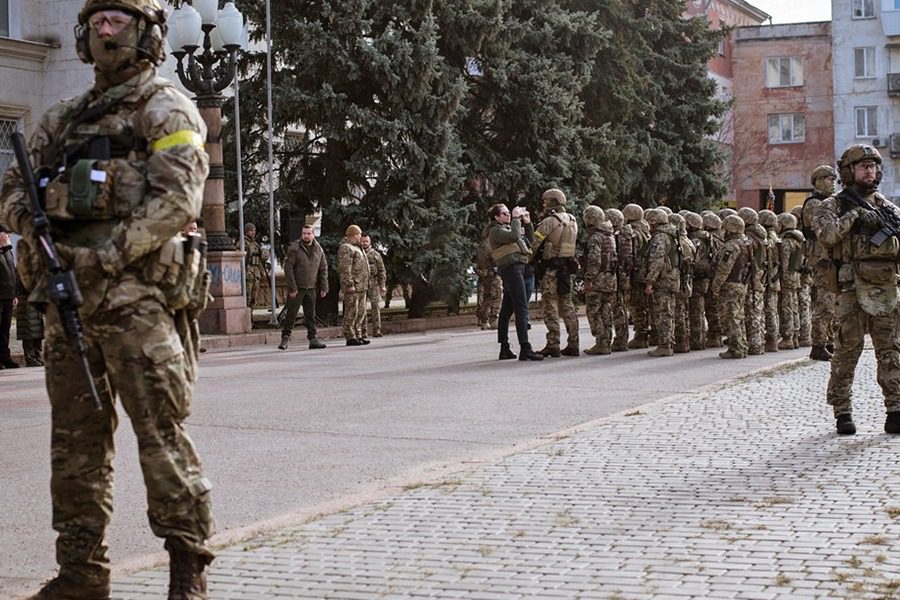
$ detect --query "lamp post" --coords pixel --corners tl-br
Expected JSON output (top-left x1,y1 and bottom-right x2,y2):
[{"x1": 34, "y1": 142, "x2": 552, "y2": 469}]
[{"x1": 167, "y1": 0, "x2": 251, "y2": 334}]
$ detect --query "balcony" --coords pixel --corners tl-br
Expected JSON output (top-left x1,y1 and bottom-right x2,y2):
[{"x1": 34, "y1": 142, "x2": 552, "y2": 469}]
[
  {"x1": 884, "y1": 6, "x2": 900, "y2": 37},
  {"x1": 889, "y1": 73, "x2": 900, "y2": 95}
]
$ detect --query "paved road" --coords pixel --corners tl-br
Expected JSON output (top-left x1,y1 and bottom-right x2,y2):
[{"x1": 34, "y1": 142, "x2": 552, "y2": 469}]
[{"x1": 2, "y1": 324, "x2": 813, "y2": 598}]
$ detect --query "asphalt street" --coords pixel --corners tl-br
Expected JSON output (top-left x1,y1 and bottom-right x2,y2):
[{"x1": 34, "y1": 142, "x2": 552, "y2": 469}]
[{"x1": 0, "y1": 323, "x2": 811, "y2": 598}]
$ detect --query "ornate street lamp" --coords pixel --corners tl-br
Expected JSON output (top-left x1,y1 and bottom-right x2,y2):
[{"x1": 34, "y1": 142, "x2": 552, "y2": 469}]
[{"x1": 167, "y1": 0, "x2": 251, "y2": 334}]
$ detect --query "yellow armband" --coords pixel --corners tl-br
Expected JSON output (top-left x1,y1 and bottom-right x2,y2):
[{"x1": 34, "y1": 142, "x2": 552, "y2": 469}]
[{"x1": 151, "y1": 130, "x2": 205, "y2": 152}]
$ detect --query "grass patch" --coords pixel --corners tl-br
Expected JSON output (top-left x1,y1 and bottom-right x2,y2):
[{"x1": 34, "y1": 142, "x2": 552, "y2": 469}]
[
  {"x1": 700, "y1": 519, "x2": 732, "y2": 531},
  {"x1": 861, "y1": 535, "x2": 890, "y2": 546},
  {"x1": 775, "y1": 574, "x2": 791, "y2": 586}
]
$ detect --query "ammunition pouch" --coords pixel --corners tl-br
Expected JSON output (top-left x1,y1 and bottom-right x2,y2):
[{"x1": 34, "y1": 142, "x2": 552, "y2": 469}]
[
  {"x1": 142, "y1": 233, "x2": 211, "y2": 316},
  {"x1": 43, "y1": 158, "x2": 146, "y2": 221},
  {"x1": 855, "y1": 260, "x2": 897, "y2": 286}
]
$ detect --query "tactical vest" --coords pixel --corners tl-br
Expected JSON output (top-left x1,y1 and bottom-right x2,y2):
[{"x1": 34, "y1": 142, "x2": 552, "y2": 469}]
[
  {"x1": 782, "y1": 230, "x2": 804, "y2": 273},
  {"x1": 689, "y1": 230, "x2": 713, "y2": 279},
  {"x1": 800, "y1": 193, "x2": 826, "y2": 241},
  {"x1": 542, "y1": 212, "x2": 577, "y2": 258},
  {"x1": 726, "y1": 238, "x2": 753, "y2": 284}
]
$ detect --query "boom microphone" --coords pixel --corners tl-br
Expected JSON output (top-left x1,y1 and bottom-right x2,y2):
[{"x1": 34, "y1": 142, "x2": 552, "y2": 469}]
[{"x1": 103, "y1": 40, "x2": 157, "y2": 61}]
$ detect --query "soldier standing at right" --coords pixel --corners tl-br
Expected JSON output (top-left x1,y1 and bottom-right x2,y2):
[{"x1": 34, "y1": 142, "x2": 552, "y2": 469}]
[
  {"x1": 533, "y1": 188, "x2": 580, "y2": 357},
  {"x1": 812, "y1": 144, "x2": 900, "y2": 435},
  {"x1": 710, "y1": 215, "x2": 752, "y2": 359},
  {"x1": 361, "y1": 235, "x2": 387, "y2": 337},
  {"x1": 643, "y1": 208, "x2": 680, "y2": 357},
  {"x1": 802, "y1": 165, "x2": 839, "y2": 360},
  {"x1": 244, "y1": 223, "x2": 270, "y2": 308},
  {"x1": 338, "y1": 225, "x2": 370, "y2": 346}
]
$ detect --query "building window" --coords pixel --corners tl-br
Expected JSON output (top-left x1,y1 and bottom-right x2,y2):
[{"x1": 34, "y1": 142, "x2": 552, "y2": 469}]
[
  {"x1": 855, "y1": 47, "x2": 876, "y2": 78},
  {"x1": 765, "y1": 57, "x2": 803, "y2": 87},
  {"x1": 853, "y1": 0, "x2": 875, "y2": 18},
  {"x1": 767, "y1": 113, "x2": 806, "y2": 144},
  {"x1": 855, "y1": 107, "x2": 878, "y2": 137},
  {"x1": 0, "y1": 119, "x2": 21, "y2": 185},
  {"x1": 0, "y1": 0, "x2": 8, "y2": 37}
]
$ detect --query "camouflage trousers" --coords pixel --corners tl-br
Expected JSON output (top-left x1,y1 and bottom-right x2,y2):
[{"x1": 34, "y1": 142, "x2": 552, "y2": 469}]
[
  {"x1": 705, "y1": 287, "x2": 722, "y2": 343},
  {"x1": 44, "y1": 298, "x2": 214, "y2": 588},
  {"x1": 540, "y1": 270, "x2": 579, "y2": 349},
  {"x1": 585, "y1": 290, "x2": 614, "y2": 348},
  {"x1": 764, "y1": 287, "x2": 780, "y2": 341},
  {"x1": 342, "y1": 291, "x2": 368, "y2": 339},
  {"x1": 689, "y1": 288, "x2": 707, "y2": 349},
  {"x1": 245, "y1": 266, "x2": 269, "y2": 308},
  {"x1": 476, "y1": 273, "x2": 502, "y2": 325},
  {"x1": 612, "y1": 287, "x2": 630, "y2": 343},
  {"x1": 719, "y1": 282, "x2": 748, "y2": 355},
  {"x1": 674, "y1": 294, "x2": 690, "y2": 344},
  {"x1": 363, "y1": 289, "x2": 383, "y2": 336},
  {"x1": 650, "y1": 289, "x2": 675, "y2": 347},
  {"x1": 828, "y1": 291, "x2": 900, "y2": 417},
  {"x1": 780, "y1": 286, "x2": 800, "y2": 340},
  {"x1": 629, "y1": 284, "x2": 649, "y2": 337},
  {"x1": 798, "y1": 282, "x2": 812, "y2": 344},
  {"x1": 744, "y1": 288, "x2": 765, "y2": 353},
  {"x1": 810, "y1": 282, "x2": 835, "y2": 347}
]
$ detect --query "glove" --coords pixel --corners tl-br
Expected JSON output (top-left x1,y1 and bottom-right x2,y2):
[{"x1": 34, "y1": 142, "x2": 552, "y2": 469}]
[{"x1": 857, "y1": 210, "x2": 883, "y2": 233}]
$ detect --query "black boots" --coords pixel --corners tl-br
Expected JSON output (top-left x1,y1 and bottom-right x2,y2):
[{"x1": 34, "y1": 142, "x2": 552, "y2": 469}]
[
  {"x1": 499, "y1": 343, "x2": 517, "y2": 360},
  {"x1": 166, "y1": 541, "x2": 212, "y2": 600},
  {"x1": 27, "y1": 576, "x2": 110, "y2": 600},
  {"x1": 308, "y1": 338, "x2": 327, "y2": 350},
  {"x1": 519, "y1": 343, "x2": 544, "y2": 361},
  {"x1": 886, "y1": 412, "x2": 900, "y2": 434},
  {"x1": 539, "y1": 346, "x2": 562, "y2": 358},
  {"x1": 835, "y1": 414, "x2": 856, "y2": 435},
  {"x1": 809, "y1": 345, "x2": 832, "y2": 361}
]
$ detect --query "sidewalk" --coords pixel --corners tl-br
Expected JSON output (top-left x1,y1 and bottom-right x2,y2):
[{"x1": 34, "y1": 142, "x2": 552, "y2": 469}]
[{"x1": 106, "y1": 349, "x2": 900, "y2": 599}]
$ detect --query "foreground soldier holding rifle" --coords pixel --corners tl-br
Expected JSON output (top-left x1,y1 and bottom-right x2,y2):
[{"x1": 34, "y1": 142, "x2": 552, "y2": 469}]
[
  {"x1": 811, "y1": 144, "x2": 900, "y2": 436},
  {"x1": 0, "y1": 0, "x2": 216, "y2": 597}
]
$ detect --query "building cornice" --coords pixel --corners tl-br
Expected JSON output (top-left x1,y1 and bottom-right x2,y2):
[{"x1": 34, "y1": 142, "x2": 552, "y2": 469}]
[
  {"x1": 0, "y1": 37, "x2": 56, "y2": 63},
  {"x1": 720, "y1": 0, "x2": 771, "y2": 23}
]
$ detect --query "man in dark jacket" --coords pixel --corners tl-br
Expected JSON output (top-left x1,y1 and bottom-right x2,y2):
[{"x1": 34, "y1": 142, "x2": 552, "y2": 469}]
[
  {"x1": 279, "y1": 225, "x2": 329, "y2": 350},
  {"x1": 0, "y1": 225, "x2": 19, "y2": 368}
]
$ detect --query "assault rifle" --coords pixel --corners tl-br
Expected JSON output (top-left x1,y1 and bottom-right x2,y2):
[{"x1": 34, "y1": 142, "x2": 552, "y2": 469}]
[
  {"x1": 11, "y1": 132, "x2": 102, "y2": 411},
  {"x1": 839, "y1": 187, "x2": 900, "y2": 247}
]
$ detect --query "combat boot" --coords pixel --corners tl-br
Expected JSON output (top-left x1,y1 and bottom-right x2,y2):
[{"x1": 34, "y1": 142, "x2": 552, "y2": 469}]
[
  {"x1": 647, "y1": 344, "x2": 673, "y2": 357},
  {"x1": 885, "y1": 412, "x2": 900, "y2": 434},
  {"x1": 308, "y1": 338, "x2": 327, "y2": 350},
  {"x1": 519, "y1": 343, "x2": 544, "y2": 362},
  {"x1": 499, "y1": 343, "x2": 517, "y2": 360},
  {"x1": 27, "y1": 576, "x2": 110, "y2": 600},
  {"x1": 835, "y1": 414, "x2": 856, "y2": 435},
  {"x1": 346, "y1": 338, "x2": 362, "y2": 346},
  {"x1": 626, "y1": 333, "x2": 648, "y2": 349},
  {"x1": 718, "y1": 349, "x2": 745, "y2": 359},
  {"x1": 278, "y1": 334, "x2": 290, "y2": 350},
  {"x1": 539, "y1": 345, "x2": 561, "y2": 358},
  {"x1": 674, "y1": 337, "x2": 690, "y2": 354},
  {"x1": 809, "y1": 345, "x2": 832, "y2": 361},
  {"x1": 583, "y1": 343, "x2": 610, "y2": 356},
  {"x1": 611, "y1": 337, "x2": 629, "y2": 352},
  {"x1": 561, "y1": 345, "x2": 580, "y2": 357},
  {"x1": 747, "y1": 347, "x2": 764, "y2": 356},
  {"x1": 765, "y1": 336, "x2": 779, "y2": 353},
  {"x1": 166, "y1": 541, "x2": 212, "y2": 600},
  {"x1": 777, "y1": 337, "x2": 795, "y2": 350}
]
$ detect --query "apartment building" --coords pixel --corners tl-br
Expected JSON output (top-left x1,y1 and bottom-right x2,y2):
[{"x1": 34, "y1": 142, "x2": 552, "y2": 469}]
[{"x1": 732, "y1": 22, "x2": 835, "y2": 211}]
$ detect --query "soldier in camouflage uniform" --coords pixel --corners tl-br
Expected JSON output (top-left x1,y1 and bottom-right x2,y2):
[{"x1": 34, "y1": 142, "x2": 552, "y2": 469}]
[
  {"x1": 243, "y1": 223, "x2": 270, "y2": 308},
  {"x1": 802, "y1": 165, "x2": 839, "y2": 360},
  {"x1": 669, "y1": 213, "x2": 695, "y2": 353},
  {"x1": 624, "y1": 203, "x2": 651, "y2": 349},
  {"x1": 533, "y1": 188, "x2": 580, "y2": 357},
  {"x1": 686, "y1": 212, "x2": 712, "y2": 350},
  {"x1": 738, "y1": 207, "x2": 767, "y2": 355},
  {"x1": 758, "y1": 209, "x2": 781, "y2": 352},
  {"x1": 606, "y1": 208, "x2": 633, "y2": 351},
  {"x1": 475, "y1": 234, "x2": 501, "y2": 330},
  {"x1": 812, "y1": 144, "x2": 900, "y2": 435},
  {"x1": 581, "y1": 206, "x2": 617, "y2": 355},
  {"x1": 643, "y1": 209, "x2": 680, "y2": 357},
  {"x1": 711, "y1": 216, "x2": 752, "y2": 359},
  {"x1": 777, "y1": 213, "x2": 804, "y2": 350},
  {"x1": 0, "y1": 1, "x2": 215, "y2": 596},
  {"x1": 361, "y1": 235, "x2": 387, "y2": 337},
  {"x1": 791, "y1": 204, "x2": 813, "y2": 347},
  {"x1": 338, "y1": 225, "x2": 370, "y2": 346},
  {"x1": 702, "y1": 212, "x2": 724, "y2": 347}
]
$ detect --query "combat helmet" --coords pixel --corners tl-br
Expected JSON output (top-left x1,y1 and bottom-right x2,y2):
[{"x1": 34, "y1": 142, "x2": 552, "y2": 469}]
[
  {"x1": 582, "y1": 205, "x2": 606, "y2": 227},
  {"x1": 76, "y1": 0, "x2": 167, "y2": 66},
  {"x1": 777, "y1": 213, "x2": 798, "y2": 231},
  {"x1": 737, "y1": 207, "x2": 759, "y2": 226},
  {"x1": 838, "y1": 144, "x2": 883, "y2": 188},
  {"x1": 668, "y1": 213, "x2": 686, "y2": 233},
  {"x1": 658, "y1": 205, "x2": 673, "y2": 216},
  {"x1": 722, "y1": 215, "x2": 745, "y2": 235},
  {"x1": 758, "y1": 209, "x2": 777, "y2": 229},
  {"x1": 644, "y1": 208, "x2": 668, "y2": 226},
  {"x1": 810, "y1": 164, "x2": 838, "y2": 186},
  {"x1": 702, "y1": 213, "x2": 722, "y2": 231},
  {"x1": 718, "y1": 207, "x2": 737, "y2": 219},
  {"x1": 622, "y1": 203, "x2": 644, "y2": 222},
  {"x1": 606, "y1": 208, "x2": 625, "y2": 229},
  {"x1": 684, "y1": 211, "x2": 703, "y2": 231},
  {"x1": 542, "y1": 188, "x2": 567, "y2": 208}
]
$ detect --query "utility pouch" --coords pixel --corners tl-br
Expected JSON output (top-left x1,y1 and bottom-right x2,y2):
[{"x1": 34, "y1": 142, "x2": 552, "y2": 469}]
[
  {"x1": 855, "y1": 260, "x2": 896, "y2": 286},
  {"x1": 44, "y1": 158, "x2": 145, "y2": 221}
]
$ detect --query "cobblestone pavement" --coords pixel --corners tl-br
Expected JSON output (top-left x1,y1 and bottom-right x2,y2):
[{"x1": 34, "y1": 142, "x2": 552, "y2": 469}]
[{"x1": 111, "y1": 350, "x2": 900, "y2": 600}]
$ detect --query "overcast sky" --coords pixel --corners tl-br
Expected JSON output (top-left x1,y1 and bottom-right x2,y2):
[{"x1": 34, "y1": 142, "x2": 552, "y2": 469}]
[{"x1": 747, "y1": 0, "x2": 831, "y2": 24}]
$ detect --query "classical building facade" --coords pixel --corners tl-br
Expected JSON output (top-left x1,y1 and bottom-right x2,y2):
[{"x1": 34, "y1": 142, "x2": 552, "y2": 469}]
[{"x1": 732, "y1": 22, "x2": 835, "y2": 211}]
